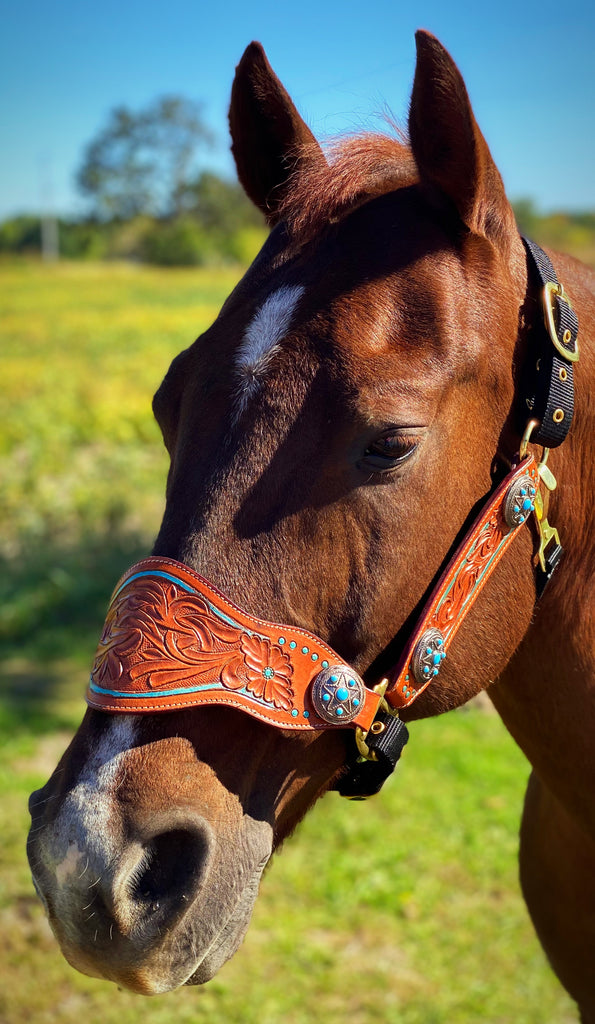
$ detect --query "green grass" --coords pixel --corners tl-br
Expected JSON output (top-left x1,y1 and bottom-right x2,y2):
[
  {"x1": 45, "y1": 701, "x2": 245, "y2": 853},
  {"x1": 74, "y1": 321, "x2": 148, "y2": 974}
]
[
  {"x1": 1, "y1": 261, "x2": 239, "y2": 661},
  {"x1": 0, "y1": 261, "x2": 577, "y2": 1023}
]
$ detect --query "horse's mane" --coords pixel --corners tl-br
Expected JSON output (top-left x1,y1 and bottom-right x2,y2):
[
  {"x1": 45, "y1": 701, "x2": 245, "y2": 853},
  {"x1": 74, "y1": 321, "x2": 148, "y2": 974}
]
[{"x1": 278, "y1": 132, "x2": 418, "y2": 243}]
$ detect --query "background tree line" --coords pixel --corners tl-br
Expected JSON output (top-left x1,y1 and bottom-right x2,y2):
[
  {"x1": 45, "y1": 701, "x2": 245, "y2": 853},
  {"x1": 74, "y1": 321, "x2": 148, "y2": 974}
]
[
  {"x1": 1, "y1": 95, "x2": 594, "y2": 266},
  {"x1": 1, "y1": 95, "x2": 266, "y2": 266}
]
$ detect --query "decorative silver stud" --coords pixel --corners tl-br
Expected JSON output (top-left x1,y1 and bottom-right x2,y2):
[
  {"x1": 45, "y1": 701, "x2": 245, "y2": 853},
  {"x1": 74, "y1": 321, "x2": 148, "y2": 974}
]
[
  {"x1": 411, "y1": 628, "x2": 446, "y2": 686},
  {"x1": 503, "y1": 473, "x2": 537, "y2": 529},
  {"x1": 310, "y1": 665, "x2": 366, "y2": 725}
]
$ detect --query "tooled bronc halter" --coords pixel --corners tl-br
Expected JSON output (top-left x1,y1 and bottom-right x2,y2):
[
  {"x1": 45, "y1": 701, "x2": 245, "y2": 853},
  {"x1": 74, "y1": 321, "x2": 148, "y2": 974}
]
[{"x1": 86, "y1": 240, "x2": 579, "y2": 799}]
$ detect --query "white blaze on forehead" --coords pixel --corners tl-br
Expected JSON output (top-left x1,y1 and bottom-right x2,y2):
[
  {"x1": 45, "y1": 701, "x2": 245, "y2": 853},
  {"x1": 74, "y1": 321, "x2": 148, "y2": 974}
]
[
  {"x1": 234, "y1": 284, "x2": 305, "y2": 415},
  {"x1": 51, "y1": 717, "x2": 139, "y2": 881}
]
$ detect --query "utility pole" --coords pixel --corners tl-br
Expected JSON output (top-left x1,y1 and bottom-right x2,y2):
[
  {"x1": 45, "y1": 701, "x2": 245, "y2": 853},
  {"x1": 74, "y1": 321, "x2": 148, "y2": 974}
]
[{"x1": 39, "y1": 154, "x2": 59, "y2": 261}]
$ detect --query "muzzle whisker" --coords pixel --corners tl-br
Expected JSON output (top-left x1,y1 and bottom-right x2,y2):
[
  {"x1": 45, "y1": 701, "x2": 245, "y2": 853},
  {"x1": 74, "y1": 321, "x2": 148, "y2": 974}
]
[{"x1": 76, "y1": 857, "x2": 89, "y2": 880}]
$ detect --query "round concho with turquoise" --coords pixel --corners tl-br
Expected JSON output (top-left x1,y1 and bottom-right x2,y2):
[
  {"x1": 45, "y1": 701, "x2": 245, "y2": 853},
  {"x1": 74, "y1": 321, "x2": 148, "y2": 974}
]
[
  {"x1": 411, "y1": 627, "x2": 446, "y2": 686},
  {"x1": 310, "y1": 665, "x2": 366, "y2": 725},
  {"x1": 503, "y1": 474, "x2": 537, "y2": 529}
]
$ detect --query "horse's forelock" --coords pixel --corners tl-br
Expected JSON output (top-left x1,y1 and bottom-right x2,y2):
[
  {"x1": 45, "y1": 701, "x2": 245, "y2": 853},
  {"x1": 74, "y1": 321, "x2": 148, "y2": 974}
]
[{"x1": 277, "y1": 132, "x2": 418, "y2": 244}]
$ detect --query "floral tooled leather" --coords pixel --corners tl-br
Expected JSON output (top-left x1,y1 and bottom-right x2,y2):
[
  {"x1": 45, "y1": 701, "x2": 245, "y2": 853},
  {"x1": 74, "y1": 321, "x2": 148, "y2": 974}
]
[
  {"x1": 386, "y1": 454, "x2": 539, "y2": 710},
  {"x1": 92, "y1": 578, "x2": 295, "y2": 711},
  {"x1": 86, "y1": 559, "x2": 380, "y2": 731},
  {"x1": 432, "y1": 511, "x2": 502, "y2": 634}
]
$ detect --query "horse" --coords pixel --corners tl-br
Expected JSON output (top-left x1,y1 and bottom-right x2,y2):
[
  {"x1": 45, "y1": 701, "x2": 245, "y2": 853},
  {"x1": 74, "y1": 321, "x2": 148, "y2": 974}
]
[{"x1": 27, "y1": 30, "x2": 595, "y2": 1017}]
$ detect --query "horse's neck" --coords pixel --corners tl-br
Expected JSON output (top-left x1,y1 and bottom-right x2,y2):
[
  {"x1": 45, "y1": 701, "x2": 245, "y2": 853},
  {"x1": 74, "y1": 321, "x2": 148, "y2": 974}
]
[{"x1": 491, "y1": 253, "x2": 595, "y2": 832}]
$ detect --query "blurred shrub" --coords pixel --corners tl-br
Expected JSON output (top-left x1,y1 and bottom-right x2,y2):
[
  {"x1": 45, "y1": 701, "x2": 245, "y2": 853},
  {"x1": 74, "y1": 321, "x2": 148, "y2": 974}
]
[
  {"x1": 222, "y1": 226, "x2": 268, "y2": 265},
  {"x1": 0, "y1": 216, "x2": 42, "y2": 254},
  {"x1": 177, "y1": 171, "x2": 264, "y2": 236},
  {"x1": 107, "y1": 216, "x2": 154, "y2": 260},
  {"x1": 58, "y1": 221, "x2": 108, "y2": 260},
  {"x1": 139, "y1": 218, "x2": 268, "y2": 267},
  {"x1": 513, "y1": 200, "x2": 595, "y2": 265},
  {"x1": 140, "y1": 217, "x2": 211, "y2": 265}
]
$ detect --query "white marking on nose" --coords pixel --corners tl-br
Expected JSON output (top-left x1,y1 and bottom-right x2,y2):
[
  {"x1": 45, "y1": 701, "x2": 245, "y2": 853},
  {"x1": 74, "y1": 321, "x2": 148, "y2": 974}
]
[
  {"x1": 234, "y1": 284, "x2": 305, "y2": 415},
  {"x1": 55, "y1": 841, "x2": 85, "y2": 886},
  {"x1": 51, "y1": 717, "x2": 139, "y2": 880}
]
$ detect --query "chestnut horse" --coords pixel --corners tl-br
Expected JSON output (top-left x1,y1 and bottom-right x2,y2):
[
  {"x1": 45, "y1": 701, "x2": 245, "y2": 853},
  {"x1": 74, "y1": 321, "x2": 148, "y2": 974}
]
[{"x1": 27, "y1": 31, "x2": 595, "y2": 1017}]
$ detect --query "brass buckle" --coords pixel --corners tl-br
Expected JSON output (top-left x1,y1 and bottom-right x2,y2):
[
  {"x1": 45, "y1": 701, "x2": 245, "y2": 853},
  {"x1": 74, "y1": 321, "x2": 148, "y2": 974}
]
[
  {"x1": 354, "y1": 678, "x2": 400, "y2": 761},
  {"x1": 543, "y1": 281, "x2": 579, "y2": 363},
  {"x1": 519, "y1": 418, "x2": 539, "y2": 460},
  {"x1": 533, "y1": 448, "x2": 561, "y2": 572},
  {"x1": 535, "y1": 510, "x2": 561, "y2": 573}
]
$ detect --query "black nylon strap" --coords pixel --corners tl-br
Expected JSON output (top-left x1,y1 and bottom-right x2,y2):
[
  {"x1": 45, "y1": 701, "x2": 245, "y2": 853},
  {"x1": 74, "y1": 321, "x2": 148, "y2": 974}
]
[
  {"x1": 535, "y1": 541, "x2": 564, "y2": 599},
  {"x1": 336, "y1": 713, "x2": 409, "y2": 799},
  {"x1": 521, "y1": 237, "x2": 578, "y2": 447}
]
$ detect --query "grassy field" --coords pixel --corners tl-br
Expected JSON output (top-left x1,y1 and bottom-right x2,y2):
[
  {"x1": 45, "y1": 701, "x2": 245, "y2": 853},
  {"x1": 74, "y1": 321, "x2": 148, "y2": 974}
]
[{"x1": 0, "y1": 261, "x2": 577, "y2": 1023}]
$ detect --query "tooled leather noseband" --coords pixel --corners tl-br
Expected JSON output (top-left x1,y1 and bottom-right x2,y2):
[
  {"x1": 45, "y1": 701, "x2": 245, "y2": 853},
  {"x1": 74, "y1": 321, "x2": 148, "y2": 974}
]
[{"x1": 86, "y1": 240, "x2": 579, "y2": 798}]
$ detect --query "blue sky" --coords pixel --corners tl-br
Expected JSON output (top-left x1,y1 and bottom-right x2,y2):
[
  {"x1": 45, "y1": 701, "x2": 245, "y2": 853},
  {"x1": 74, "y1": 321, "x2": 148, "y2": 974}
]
[{"x1": 2, "y1": 0, "x2": 594, "y2": 220}]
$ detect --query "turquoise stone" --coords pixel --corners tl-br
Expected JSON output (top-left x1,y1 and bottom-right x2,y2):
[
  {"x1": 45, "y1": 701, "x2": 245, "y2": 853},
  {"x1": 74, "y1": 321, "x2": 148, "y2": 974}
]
[{"x1": 336, "y1": 686, "x2": 349, "y2": 701}]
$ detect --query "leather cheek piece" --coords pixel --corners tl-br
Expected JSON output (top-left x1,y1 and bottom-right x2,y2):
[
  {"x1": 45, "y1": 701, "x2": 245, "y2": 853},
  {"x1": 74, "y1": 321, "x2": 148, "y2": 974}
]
[{"x1": 386, "y1": 454, "x2": 540, "y2": 710}]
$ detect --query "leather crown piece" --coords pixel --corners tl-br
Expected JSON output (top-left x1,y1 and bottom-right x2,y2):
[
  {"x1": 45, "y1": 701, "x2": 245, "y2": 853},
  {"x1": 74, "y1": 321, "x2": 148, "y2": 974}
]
[{"x1": 86, "y1": 455, "x2": 539, "y2": 732}]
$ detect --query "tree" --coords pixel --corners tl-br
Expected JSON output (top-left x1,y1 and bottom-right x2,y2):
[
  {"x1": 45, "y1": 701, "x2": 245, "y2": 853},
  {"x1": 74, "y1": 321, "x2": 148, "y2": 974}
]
[
  {"x1": 77, "y1": 96, "x2": 213, "y2": 220},
  {"x1": 176, "y1": 171, "x2": 264, "y2": 235}
]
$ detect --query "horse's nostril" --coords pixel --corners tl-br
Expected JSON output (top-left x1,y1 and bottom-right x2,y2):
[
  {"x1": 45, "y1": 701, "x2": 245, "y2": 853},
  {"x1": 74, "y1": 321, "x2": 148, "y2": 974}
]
[{"x1": 129, "y1": 828, "x2": 210, "y2": 911}]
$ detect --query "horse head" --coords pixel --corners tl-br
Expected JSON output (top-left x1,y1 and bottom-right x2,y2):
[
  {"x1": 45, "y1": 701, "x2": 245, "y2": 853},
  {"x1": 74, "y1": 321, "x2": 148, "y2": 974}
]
[{"x1": 28, "y1": 32, "x2": 545, "y2": 994}]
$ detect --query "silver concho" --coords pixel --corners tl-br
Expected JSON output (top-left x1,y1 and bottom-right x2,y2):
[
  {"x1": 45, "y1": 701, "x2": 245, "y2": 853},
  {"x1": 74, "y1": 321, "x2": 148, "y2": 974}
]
[
  {"x1": 310, "y1": 665, "x2": 366, "y2": 725},
  {"x1": 503, "y1": 474, "x2": 537, "y2": 529},
  {"x1": 411, "y1": 627, "x2": 446, "y2": 686}
]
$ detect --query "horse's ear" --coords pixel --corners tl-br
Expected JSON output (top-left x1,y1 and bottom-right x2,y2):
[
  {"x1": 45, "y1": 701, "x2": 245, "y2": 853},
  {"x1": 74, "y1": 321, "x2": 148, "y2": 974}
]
[
  {"x1": 229, "y1": 42, "x2": 325, "y2": 225},
  {"x1": 409, "y1": 31, "x2": 516, "y2": 250}
]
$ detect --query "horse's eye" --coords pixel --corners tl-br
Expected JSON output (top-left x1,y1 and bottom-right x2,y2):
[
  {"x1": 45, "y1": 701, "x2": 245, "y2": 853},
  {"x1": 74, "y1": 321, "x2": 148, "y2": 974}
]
[{"x1": 360, "y1": 431, "x2": 419, "y2": 473}]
